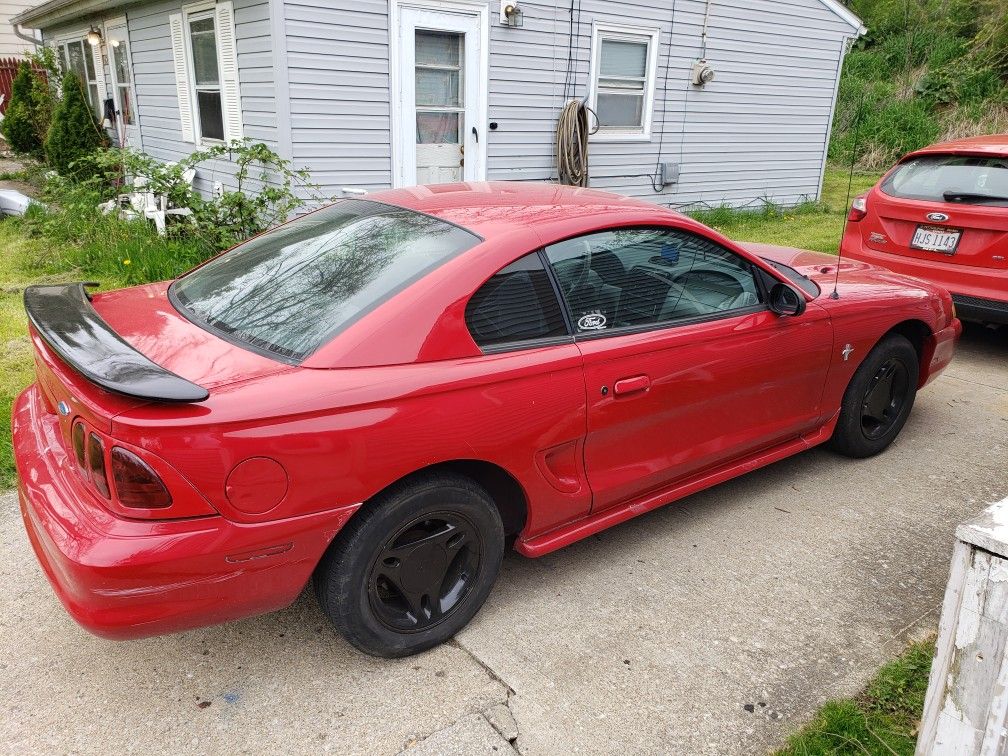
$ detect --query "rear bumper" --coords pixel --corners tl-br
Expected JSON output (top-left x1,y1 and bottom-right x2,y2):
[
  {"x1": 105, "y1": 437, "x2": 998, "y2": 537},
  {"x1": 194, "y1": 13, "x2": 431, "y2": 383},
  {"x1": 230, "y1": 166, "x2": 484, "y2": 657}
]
[
  {"x1": 951, "y1": 294, "x2": 1008, "y2": 325},
  {"x1": 13, "y1": 384, "x2": 356, "y2": 640},
  {"x1": 841, "y1": 232, "x2": 1008, "y2": 323}
]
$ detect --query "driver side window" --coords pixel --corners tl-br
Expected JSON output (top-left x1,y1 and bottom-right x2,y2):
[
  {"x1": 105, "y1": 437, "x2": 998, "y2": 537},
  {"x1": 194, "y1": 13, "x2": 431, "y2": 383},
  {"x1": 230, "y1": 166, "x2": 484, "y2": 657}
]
[{"x1": 543, "y1": 227, "x2": 762, "y2": 334}]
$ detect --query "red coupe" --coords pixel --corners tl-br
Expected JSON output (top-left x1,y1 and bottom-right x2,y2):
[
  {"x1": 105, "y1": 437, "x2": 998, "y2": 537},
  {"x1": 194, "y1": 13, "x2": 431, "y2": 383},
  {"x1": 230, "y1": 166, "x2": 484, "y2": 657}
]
[
  {"x1": 841, "y1": 134, "x2": 1008, "y2": 325},
  {"x1": 14, "y1": 183, "x2": 960, "y2": 657}
]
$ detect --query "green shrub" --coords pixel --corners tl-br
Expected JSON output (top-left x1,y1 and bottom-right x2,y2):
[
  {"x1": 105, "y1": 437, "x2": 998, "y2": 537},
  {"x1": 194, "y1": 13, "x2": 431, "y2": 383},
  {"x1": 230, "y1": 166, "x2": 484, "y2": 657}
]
[
  {"x1": 43, "y1": 72, "x2": 106, "y2": 178},
  {"x1": 1, "y1": 63, "x2": 42, "y2": 154}
]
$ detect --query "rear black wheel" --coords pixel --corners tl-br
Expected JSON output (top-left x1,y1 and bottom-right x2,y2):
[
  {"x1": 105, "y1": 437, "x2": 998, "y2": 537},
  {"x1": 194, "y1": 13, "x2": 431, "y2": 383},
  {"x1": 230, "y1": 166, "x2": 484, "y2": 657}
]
[
  {"x1": 829, "y1": 333, "x2": 920, "y2": 458},
  {"x1": 314, "y1": 473, "x2": 504, "y2": 657}
]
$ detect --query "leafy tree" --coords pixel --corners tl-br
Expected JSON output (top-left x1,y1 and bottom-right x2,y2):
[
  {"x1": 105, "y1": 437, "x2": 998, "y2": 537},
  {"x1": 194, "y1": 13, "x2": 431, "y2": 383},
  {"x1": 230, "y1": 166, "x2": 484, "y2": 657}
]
[
  {"x1": 44, "y1": 72, "x2": 105, "y2": 177},
  {"x1": 1, "y1": 62, "x2": 42, "y2": 154}
]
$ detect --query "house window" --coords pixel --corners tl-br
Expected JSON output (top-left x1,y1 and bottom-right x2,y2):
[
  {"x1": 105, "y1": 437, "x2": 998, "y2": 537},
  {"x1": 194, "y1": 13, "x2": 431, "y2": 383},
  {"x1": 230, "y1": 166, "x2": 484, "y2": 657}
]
[
  {"x1": 589, "y1": 24, "x2": 660, "y2": 140},
  {"x1": 171, "y1": 1, "x2": 242, "y2": 146},
  {"x1": 55, "y1": 38, "x2": 103, "y2": 120},
  {"x1": 187, "y1": 14, "x2": 225, "y2": 142}
]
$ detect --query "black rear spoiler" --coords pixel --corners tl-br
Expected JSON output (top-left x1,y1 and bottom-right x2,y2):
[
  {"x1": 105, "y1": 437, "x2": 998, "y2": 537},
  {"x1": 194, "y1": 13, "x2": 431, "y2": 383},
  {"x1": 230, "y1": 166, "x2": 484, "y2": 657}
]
[{"x1": 24, "y1": 283, "x2": 209, "y2": 403}]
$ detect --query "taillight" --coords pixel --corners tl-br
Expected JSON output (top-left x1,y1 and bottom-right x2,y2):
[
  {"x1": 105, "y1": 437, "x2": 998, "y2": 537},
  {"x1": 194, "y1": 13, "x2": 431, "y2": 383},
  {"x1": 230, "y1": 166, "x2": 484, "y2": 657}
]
[
  {"x1": 87, "y1": 432, "x2": 110, "y2": 498},
  {"x1": 848, "y1": 196, "x2": 868, "y2": 222},
  {"x1": 111, "y1": 447, "x2": 172, "y2": 509},
  {"x1": 71, "y1": 420, "x2": 86, "y2": 473}
]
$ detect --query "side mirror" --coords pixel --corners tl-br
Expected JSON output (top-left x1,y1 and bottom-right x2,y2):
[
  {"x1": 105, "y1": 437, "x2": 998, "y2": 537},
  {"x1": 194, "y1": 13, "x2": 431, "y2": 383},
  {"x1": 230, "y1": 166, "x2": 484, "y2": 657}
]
[{"x1": 768, "y1": 283, "x2": 806, "y2": 317}]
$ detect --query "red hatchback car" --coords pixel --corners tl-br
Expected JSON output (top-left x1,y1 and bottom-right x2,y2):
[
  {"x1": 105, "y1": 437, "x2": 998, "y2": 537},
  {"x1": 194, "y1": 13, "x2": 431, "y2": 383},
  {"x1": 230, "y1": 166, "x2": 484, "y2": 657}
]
[
  {"x1": 841, "y1": 134, "x2": 1008, "y2": 325},
  {"x1": 14, "y1": 183, "x2": 960, "y2": 657}
]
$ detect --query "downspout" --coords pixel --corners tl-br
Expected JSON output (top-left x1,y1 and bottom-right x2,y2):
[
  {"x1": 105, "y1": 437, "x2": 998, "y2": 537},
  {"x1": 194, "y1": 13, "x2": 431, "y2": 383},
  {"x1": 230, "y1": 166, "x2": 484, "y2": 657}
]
[{"x1": 13, "y1": 24, "x2": 42, "y2": 47}]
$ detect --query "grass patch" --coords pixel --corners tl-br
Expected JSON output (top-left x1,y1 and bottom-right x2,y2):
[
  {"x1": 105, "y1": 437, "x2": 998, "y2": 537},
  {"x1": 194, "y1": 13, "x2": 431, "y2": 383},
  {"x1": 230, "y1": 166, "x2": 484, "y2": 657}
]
[
  {"x1": 776, "y1": 639, "x2": 935, "y2": 755},
  {"x1": 689, "y1": 168, "x2": 881, "y2": 254}
]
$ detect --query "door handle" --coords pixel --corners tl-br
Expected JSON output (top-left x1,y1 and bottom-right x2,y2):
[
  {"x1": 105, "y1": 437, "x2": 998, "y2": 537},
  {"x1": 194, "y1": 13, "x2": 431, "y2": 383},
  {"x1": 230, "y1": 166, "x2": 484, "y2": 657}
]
[
  {"x1": 472, "y1": 126, "x2": 479, "y2": 143},
  {"x1": 613, "y1": 375, "x2": 650, "y2": 396}
]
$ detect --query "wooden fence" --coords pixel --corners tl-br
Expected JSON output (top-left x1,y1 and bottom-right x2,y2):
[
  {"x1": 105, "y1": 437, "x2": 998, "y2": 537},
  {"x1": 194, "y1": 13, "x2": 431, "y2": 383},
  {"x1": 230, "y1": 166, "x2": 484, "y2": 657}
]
[{"x1": 0, "y1": 57, "x2": 47, "y2": 115}]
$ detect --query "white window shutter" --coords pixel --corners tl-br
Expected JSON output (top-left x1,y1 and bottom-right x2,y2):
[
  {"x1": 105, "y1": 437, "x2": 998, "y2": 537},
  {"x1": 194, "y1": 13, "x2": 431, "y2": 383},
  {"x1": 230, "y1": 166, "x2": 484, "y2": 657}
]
[
  {"x1": 90, "y1": 42, "x2": 106, "y2": 99},
  {"x1": 169, "y1": 12, "x2": 195, "y2": 143},
  {"x1": 215, "y1": 1, "x2": 243, "y2": 144}
]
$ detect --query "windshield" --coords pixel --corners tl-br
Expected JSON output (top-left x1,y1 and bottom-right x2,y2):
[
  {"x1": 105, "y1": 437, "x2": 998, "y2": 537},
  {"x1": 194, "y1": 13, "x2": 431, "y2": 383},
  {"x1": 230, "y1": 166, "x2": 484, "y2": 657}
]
[
  {"x1": 881, "y1": 154, "x2": 1008, "y2": 207},
  {"x1": 171, "y1": 200, "x2": 480, "y2": 362}
]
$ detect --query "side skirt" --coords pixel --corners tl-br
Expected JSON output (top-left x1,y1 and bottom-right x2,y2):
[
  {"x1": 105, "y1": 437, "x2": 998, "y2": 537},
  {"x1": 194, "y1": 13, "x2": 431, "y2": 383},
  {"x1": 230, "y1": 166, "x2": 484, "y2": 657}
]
[{"x1": 515, "y1": 413, "x2": 840, "y2": 558}]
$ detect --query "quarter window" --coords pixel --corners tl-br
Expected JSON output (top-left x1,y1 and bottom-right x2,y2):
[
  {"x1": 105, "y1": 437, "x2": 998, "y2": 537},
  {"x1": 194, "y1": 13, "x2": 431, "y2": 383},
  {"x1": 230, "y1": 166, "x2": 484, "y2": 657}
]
[
  {"x1": 589, "y1": 25, "x2": 659, "y2": 138},
  {"x1": 543, "y1": 228, "x2": 762, "y2": 334},
  {"x1": 465, "y1": 254, "x2": 568, "y2": 348}
]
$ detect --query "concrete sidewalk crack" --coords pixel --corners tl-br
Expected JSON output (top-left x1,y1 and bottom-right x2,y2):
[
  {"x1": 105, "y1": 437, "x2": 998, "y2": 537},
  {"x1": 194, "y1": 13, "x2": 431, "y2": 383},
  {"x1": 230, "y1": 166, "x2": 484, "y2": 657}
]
[{"x1": 447, "y1": 637, "x2": 524, "y2": 752}]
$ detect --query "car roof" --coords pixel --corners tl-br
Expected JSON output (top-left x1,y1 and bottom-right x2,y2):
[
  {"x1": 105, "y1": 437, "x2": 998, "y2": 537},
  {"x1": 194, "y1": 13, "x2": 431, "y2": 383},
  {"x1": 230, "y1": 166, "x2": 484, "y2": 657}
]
[
  {"x1": 907, "y1": 134, "x2": 1008, "y2": 159},
  {"x1": 365, "y1": 181, "x2": 684, "y2": 237}
]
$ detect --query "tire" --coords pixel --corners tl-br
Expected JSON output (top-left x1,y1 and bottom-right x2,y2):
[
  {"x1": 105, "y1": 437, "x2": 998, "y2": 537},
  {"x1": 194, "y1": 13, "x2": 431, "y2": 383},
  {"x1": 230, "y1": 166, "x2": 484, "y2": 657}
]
[
  {"x1": 314, "y1": 472, "x2": 504, "y2": 658},
  {"x1": 828, "y1": 333, "x2": 920, "y2": 458}
]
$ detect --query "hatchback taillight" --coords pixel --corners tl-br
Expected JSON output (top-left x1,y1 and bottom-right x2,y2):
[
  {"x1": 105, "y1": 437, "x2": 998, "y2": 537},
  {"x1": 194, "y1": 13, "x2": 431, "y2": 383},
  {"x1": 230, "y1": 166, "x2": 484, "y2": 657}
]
[
  {"x1": 71, "y1": 420, "x2": 86, "y2": 473},
  {"x1": 111, "y1": 447, "x2": 172, "y2": 509},
  {"x1": 848, "y1": 196, "x2": 868, "y2": 222},
  {"x1": 87, "y1": 432, "x2": 110, "y2": 498}
]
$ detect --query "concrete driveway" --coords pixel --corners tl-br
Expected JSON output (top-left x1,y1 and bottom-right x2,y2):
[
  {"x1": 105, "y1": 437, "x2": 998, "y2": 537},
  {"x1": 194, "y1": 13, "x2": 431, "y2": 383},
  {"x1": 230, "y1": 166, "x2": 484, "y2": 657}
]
[{"x1": 2, "y1": 325, "x2": 1006, "y2": 756}]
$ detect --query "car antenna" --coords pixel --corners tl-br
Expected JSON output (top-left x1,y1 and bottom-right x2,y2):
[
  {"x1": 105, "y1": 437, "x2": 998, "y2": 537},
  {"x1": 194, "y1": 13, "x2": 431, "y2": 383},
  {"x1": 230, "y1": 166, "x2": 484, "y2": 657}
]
[{"x1": 832, "y1": 89, "x2": 866, "y2": 300}]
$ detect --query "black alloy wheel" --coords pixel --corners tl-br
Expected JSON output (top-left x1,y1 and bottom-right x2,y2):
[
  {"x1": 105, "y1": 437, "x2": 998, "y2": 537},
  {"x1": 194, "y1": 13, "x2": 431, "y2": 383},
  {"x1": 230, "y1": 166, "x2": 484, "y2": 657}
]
[
  {"x1": 829, "y1": 333, "x2": 920, "y2": 458},
  {"x1": 368, "y1": 512, "x2": 482, "y2": 633},
  {"x1": 314, "y1": 472, "x2": 504, "y2": 657},
  {"x1": 860, "y1": 357, "x2": 911, "y2": 440}
]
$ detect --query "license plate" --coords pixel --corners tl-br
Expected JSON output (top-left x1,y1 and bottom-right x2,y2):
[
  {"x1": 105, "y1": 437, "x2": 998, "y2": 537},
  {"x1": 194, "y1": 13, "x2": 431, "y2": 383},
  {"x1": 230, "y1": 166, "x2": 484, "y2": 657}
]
[{"x1": 910, "y1": 225, "x2": 961, "y2": 254}]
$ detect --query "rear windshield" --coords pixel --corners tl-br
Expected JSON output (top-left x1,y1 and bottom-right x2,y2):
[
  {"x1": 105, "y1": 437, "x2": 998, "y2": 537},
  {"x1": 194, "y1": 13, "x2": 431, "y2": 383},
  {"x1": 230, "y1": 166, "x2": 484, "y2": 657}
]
[
  {"x1": 171, "y1": 199, "x2": 480, "y2": 362},
  {"x1": 881, "y1": 154, "x2": 1008, "y2": 207}
]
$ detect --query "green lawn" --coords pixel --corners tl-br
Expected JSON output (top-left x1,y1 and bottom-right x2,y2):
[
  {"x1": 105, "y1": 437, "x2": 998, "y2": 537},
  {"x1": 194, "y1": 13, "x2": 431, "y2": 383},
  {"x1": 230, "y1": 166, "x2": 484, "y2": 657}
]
[
  {"x1": 690, "y1": 169, "x2": 881, "y2": 254},
  {"x1": 776, "y1": 640, "x2": 934, "y2": 755}
]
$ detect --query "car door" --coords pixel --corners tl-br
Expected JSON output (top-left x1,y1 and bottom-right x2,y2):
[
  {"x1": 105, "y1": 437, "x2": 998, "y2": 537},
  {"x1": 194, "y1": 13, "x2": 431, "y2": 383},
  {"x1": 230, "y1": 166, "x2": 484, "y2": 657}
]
[{"x1": 542, "y1": 226, "x2": 833, "y2": 514}]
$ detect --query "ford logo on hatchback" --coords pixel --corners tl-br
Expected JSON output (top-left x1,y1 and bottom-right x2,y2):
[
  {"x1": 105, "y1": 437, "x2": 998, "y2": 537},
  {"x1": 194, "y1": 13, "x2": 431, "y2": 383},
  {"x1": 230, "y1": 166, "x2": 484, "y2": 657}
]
[
  {"x1": 926, "y1": 212, "x2": 949, "y2": 222},
  {"x1": 56, "y1": 400, "x2": 70, "y2": 416}
]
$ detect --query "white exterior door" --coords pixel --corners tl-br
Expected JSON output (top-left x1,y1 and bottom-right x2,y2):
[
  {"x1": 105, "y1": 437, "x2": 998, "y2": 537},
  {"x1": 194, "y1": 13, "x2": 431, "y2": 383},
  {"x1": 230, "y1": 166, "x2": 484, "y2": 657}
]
[
  {"x1": 105, "y1": 19, "x2": 141, "y2": 149},
  {"x1": 394, "y1": 5, "x2": 487, "y2": 187}
]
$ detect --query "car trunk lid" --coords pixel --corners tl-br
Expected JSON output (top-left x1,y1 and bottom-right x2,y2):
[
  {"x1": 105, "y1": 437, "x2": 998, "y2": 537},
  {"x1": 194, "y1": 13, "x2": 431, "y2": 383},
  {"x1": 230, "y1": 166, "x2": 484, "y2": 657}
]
[{"x1": 25, "y1": 282, "x2": 290, "y2": 450}]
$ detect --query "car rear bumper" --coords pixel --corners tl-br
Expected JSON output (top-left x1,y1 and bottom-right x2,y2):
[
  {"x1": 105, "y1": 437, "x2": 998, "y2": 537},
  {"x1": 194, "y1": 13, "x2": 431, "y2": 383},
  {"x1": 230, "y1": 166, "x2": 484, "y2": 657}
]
[
  {"x1": 841, "y1": 234, "x2": 1008, "y2": 323},
  {"x1": 13, "y1": 384, "x2": 357, "y2": 640},
  {"x1": 950, "y1": 294, "x2": 1008, "y2": 325}
]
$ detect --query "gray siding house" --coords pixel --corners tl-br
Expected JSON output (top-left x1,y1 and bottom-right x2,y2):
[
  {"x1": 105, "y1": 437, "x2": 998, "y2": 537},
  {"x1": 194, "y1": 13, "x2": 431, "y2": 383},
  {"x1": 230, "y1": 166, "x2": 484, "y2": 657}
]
[{"x1": 11, "y1": 0, "x2": 863, "y2": 208}]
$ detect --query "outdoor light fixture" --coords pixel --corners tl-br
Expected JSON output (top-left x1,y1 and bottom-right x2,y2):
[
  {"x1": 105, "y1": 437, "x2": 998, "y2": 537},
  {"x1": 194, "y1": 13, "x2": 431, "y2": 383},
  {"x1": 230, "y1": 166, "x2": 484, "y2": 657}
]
[
  {"x1": 500, "y1": 0, "x2": 523, "y2": 26},
  {"x1": 86, "y1": 26, "x2": 102, "y2": 46}
]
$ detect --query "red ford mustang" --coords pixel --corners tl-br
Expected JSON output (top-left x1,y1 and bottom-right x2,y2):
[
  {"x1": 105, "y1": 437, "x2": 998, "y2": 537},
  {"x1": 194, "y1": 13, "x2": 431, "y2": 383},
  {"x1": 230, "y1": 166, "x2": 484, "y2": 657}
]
[
  {"x1": 841, "y1": 134, "x2": 1008, "y2": 325},
  {"x1": 14, "y1": 183, "x2": 961, "y2": 657}
]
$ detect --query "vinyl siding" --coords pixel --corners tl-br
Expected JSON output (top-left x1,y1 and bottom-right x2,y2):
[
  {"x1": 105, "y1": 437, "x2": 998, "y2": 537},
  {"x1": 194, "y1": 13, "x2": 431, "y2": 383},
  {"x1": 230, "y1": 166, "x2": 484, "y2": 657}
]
[
  {"x1": 284, "y1": 0, "x2": 858, "y2": 208},
  {"x1": 0, "y1": 0, "x2": 38, "y2": 57}
]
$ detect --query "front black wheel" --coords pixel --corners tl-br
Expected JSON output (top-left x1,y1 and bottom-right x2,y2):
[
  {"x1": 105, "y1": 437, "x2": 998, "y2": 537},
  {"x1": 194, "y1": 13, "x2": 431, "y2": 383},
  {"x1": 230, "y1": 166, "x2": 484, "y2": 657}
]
[
  {"x1": 314, "y1": 473, "x2": 504, "y2": 657},
  {"x1": 829, "y1": 333, "x2": 920, "y2": 458}
]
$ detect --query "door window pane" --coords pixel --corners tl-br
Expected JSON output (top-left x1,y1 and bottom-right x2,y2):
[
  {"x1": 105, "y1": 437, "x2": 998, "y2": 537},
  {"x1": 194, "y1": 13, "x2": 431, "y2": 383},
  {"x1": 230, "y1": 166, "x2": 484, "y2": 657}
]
[
  {"x1": 416, "y1": 68, "x2": 460, "y2": 107},
  {"x1": 417, "y1": 112, "x2": 459, "y2": 144},
  {"x1": 197, "y1": 90, "x2": 224, "y2": 140},
  {"x1": 465, "y1": 254, "x2": 568, "y2": 347},
  {"x1": 112, "y1": 41, "x2": 131, "y2": 83},
  {"x1": 66, "y1": 41, "x2": 87, "y2": 84},
  {"x1": 544, "y1": 228, "x2": 762, "y2": 333},
  {"x1": 416, "y1": 30, "x2": 460, "y2": 67},
  {"x1": 118, "y1": 86, "x2": 134, "y2": 125}
]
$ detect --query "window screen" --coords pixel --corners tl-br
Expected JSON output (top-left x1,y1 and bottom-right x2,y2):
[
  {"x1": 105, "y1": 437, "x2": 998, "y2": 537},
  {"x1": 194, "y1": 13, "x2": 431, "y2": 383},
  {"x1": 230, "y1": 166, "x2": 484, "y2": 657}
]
[{"x1": 465, "y1": 254, "x2": 568, "y2": 348}]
